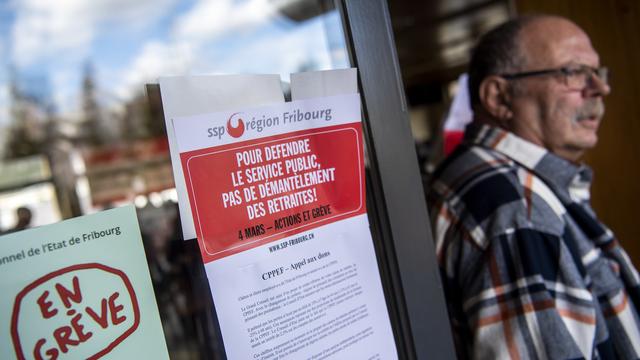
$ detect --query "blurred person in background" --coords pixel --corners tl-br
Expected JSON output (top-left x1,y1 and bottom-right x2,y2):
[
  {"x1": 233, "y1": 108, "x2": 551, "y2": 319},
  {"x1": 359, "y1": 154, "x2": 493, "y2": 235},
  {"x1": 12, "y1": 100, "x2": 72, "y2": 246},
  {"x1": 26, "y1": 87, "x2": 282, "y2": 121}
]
[
  {"x1": 428, "y1": 15, "x2": 640, "y2": 359},
  {"x1": 2, "y1": 207, "x2": 33, "y2": 234}
]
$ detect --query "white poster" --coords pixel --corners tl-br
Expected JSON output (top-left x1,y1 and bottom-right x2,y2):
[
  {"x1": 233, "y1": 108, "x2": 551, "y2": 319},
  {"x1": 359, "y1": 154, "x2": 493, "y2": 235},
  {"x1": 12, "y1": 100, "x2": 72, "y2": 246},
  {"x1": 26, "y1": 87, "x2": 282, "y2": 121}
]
[{"x1": 167, "y1": 71, "x2": 397, "y2": 359}]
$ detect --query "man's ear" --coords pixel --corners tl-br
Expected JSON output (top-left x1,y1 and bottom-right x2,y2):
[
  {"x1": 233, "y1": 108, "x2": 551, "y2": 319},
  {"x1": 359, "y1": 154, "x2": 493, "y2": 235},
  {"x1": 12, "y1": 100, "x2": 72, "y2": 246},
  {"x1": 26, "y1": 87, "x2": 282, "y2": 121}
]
[{"x1": 479, "y1": 76, "x2": 513, "y2": 121}]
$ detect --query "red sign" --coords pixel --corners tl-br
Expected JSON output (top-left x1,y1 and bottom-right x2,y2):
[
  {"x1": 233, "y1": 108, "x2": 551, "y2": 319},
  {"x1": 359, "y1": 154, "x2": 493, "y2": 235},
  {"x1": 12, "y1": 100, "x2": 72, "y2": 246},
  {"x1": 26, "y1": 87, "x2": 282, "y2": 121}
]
[{"x1": 181, "y1": 123, "x2": 365, "y2": 262}]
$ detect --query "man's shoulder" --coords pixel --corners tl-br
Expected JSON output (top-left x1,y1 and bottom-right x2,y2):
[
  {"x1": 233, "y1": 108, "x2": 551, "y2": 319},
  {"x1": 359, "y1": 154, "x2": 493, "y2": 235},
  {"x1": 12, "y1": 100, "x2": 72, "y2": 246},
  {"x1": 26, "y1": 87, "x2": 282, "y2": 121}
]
[
  {"x1": 429, "y1": 144, "x2": 519, "y2": 204},
  {"x1": 428, "y1": 145, "x2": 566, "y2": 244}
]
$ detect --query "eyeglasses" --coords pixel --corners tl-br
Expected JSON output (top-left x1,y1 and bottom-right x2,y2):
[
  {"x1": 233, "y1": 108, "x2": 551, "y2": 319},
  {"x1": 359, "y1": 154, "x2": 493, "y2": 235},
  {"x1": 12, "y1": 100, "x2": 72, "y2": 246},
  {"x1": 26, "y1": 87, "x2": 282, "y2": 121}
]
[{"x1": 500, "y1": 65, "x2": 609, "y2": 90}]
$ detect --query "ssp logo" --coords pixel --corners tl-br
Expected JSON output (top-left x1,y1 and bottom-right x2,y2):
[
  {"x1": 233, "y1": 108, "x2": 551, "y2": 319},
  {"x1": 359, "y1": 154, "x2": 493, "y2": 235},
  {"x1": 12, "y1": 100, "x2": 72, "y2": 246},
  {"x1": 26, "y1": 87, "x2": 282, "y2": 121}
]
[
  {"x1": 226, "y1": 112, "x2": 244, "y2": 138},
  {"x1": 208, "y1": 112, "x2": 245, "y2": 140}
]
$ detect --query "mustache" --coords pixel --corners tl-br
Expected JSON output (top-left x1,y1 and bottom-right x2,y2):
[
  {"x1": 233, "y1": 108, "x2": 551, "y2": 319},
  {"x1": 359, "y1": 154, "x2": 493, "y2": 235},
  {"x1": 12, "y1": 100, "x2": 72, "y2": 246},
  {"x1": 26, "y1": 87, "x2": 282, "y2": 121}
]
[{"x1": 576, "y1": 100, "x2": 605, "y2": 120}]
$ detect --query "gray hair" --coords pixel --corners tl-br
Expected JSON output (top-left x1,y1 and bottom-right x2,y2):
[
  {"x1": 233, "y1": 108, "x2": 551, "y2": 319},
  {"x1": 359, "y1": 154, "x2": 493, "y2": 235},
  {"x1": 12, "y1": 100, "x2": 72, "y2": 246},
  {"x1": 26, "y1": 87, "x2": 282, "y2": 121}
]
[{"x1": 467, "y1": 16, "x2": 541, "y2": 109}]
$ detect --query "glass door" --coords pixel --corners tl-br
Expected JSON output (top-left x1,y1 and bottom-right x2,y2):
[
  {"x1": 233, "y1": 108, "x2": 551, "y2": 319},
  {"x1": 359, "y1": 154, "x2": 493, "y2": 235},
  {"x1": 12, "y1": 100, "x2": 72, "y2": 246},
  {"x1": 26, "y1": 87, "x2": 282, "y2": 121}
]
[{"x1": 0, "y1": 0, "x2": 455, "y2": 358}]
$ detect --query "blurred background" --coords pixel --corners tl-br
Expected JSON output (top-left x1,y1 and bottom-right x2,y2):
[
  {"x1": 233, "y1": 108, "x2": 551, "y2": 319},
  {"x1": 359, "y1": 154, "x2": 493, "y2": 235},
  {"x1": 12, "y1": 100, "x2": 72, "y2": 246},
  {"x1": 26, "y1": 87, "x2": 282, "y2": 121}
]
[
  {"x1": 1, "y1": 0, "x2": 638, "y2": 358},
  {"x1": 388, "y1": 0, "x2": 640, "y2": 275}
]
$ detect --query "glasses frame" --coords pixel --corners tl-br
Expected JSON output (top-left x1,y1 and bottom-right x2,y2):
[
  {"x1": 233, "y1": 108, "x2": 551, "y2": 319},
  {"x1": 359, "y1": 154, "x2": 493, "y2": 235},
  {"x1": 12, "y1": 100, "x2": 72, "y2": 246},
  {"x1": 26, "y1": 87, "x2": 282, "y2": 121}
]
[{"x1": 499, "y1": 65, "x2": 609, "y2": 89}]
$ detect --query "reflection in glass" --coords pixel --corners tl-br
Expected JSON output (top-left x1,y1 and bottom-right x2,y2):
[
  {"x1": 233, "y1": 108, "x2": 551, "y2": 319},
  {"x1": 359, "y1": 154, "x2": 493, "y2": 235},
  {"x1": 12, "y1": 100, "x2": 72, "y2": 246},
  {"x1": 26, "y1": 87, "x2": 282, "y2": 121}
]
[{"x1": 0, "y1": 1, "x2": 348, "y2": 358}]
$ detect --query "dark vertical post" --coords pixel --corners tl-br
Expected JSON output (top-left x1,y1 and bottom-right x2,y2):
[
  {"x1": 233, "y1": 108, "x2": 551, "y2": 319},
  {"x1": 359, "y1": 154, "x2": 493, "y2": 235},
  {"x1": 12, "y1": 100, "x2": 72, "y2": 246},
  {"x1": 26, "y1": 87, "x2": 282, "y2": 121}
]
[{"x1": 337, "y1": 1, "x2": 456, "y2": 358}]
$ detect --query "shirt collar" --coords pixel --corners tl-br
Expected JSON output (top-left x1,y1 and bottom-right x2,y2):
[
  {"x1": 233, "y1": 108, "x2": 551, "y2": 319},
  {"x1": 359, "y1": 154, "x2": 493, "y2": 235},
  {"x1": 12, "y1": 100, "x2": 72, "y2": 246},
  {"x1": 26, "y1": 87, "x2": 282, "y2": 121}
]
[{"x1": 464, "y1": 122, "x2": 593, "y2": 201}]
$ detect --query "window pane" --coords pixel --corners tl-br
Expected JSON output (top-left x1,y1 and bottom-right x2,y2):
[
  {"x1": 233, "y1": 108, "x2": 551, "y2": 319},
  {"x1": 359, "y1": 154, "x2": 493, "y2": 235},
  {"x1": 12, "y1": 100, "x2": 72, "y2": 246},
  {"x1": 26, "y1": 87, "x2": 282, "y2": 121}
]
[{"x1": 1, "y1": 1, "x2": 350, "y2": 358}]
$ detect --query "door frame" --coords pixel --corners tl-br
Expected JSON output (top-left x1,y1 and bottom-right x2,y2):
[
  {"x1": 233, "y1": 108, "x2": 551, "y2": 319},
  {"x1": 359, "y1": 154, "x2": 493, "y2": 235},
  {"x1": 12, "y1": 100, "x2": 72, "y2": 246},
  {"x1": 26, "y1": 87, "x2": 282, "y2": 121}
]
[{"x1": 337, "y1": 1, "x2": 456, "y2": 358}]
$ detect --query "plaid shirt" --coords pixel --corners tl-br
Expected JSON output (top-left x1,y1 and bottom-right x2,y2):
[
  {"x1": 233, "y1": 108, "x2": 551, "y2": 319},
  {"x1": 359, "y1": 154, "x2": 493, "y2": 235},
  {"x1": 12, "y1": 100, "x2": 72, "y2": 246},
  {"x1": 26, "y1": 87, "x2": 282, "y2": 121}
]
[{"x1": 428, "y1": 123, "x2": 640, "y2": 359}]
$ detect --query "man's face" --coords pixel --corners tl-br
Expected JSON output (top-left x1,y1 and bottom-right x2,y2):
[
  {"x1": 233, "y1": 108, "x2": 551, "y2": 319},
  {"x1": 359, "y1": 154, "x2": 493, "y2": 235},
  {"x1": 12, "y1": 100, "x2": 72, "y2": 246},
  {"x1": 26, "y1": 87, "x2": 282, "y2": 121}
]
[{"x1": 508, "y1": 18, "x2": 610, "y2": 162}]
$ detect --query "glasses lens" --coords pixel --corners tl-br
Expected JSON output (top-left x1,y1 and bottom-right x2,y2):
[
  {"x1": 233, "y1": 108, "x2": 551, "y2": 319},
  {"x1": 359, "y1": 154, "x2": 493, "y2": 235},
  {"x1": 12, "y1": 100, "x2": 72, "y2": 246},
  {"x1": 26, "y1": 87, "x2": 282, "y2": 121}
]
[
  {"x1": 596, "y1": 67, "x2": 609, "y2": 85},
  {"x1": 567, "y1": 66, "x2": 608, "y2": 88},
  {"x1": 564, "y1": 67, "x2": 587, "y2": 88}
]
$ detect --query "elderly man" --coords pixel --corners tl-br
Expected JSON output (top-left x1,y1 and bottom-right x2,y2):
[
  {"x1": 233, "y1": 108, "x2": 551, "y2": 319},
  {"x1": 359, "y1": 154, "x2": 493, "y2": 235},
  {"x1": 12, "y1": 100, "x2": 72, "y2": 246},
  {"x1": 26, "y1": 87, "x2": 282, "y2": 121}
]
[{"x1": 429, "y1": 15, "x2": 640, "y2": 359}]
